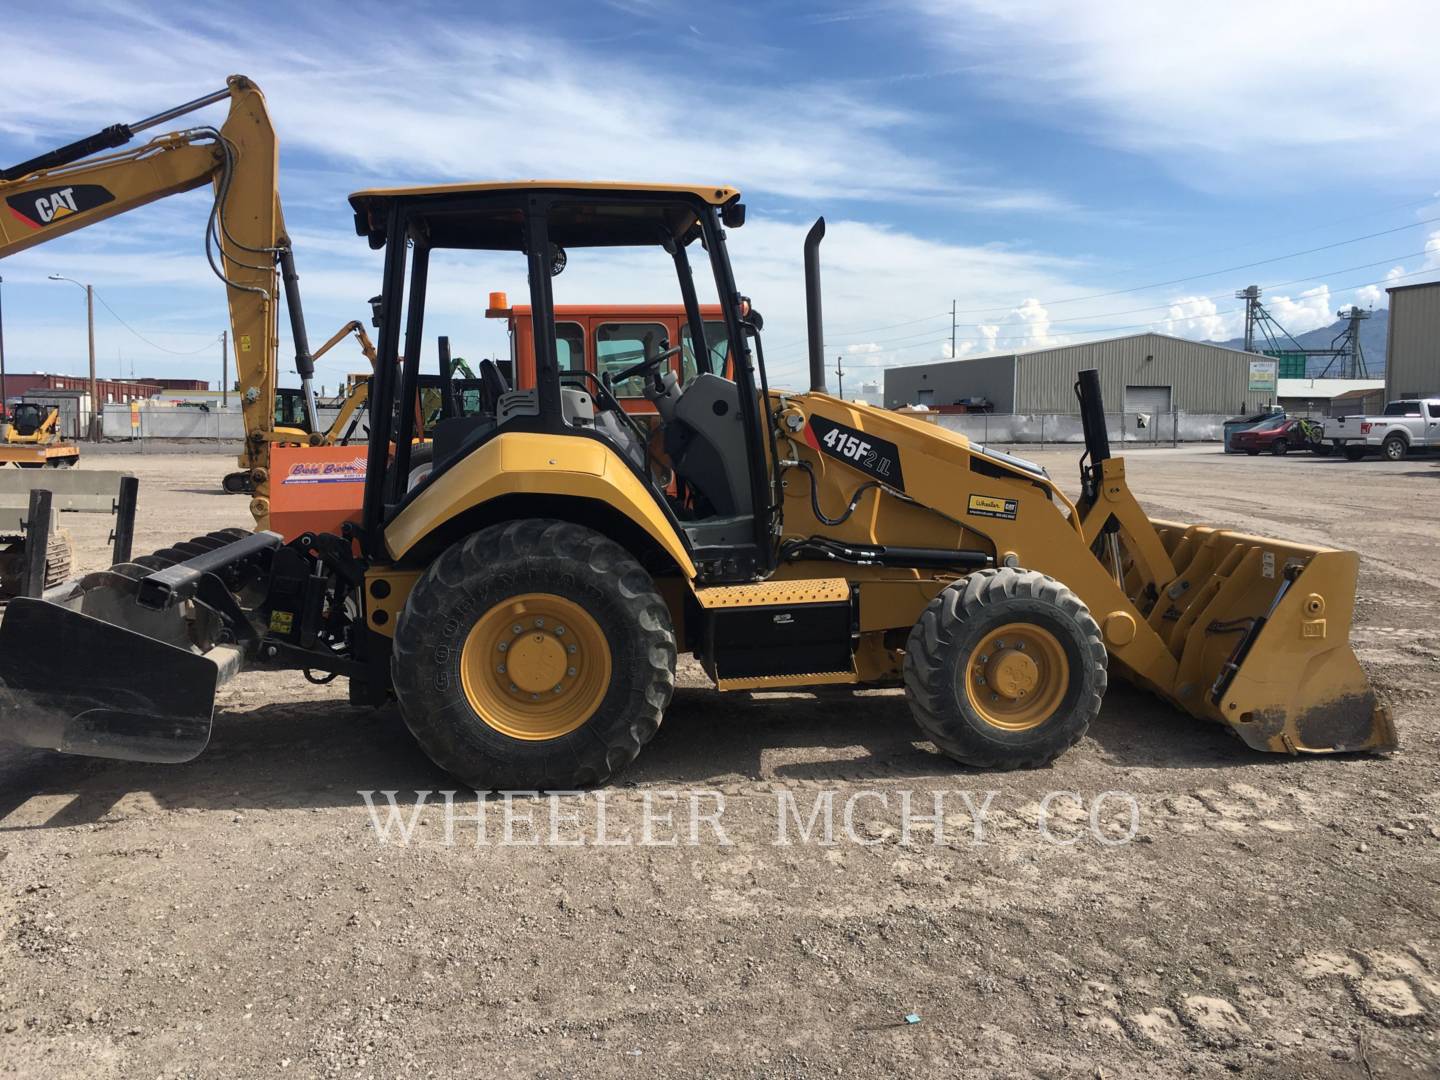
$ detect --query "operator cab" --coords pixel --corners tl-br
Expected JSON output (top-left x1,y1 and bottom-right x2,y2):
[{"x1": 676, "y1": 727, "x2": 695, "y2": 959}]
[
  {"x1": 9, "y1": 402, "x2": 47, "y2": 438},
  {"x1": 350, "y1": 183, "x2": 774, "y2": 582}
]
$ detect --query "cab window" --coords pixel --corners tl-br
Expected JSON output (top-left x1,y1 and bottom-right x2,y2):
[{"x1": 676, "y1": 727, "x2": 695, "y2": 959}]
[
  {"x1": 555, "y1": 322, "x2": 585, "y2": 374},
  {"x1": 680, "y1": 320, "x2": 729, "y2": 381},
  {"x1": 513, "y1": 322, "x2": 584, "y2": 377},
  {"x1": 597, "y1": 322, "x2": 668, "y2": 397}
]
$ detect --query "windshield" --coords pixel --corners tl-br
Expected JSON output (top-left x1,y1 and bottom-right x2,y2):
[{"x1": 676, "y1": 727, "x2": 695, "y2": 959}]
[{"x1": 1383, "y1": 402, "x2": 1421, "y2": 416}]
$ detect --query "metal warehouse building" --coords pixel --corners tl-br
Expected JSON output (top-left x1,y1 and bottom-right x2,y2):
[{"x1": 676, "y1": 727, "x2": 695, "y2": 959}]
[
  {"x1": 883, "y1": 332, "x2": 1269, "y2": 416},
  {"x1": 1385, "y1": 281, "x2": 1440, "y2": 400}
]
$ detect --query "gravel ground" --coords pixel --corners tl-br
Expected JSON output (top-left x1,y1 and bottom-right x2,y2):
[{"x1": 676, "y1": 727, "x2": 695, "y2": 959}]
[{"x1": 1, "y1": 443, "x2": 1437, "y2": 1078}]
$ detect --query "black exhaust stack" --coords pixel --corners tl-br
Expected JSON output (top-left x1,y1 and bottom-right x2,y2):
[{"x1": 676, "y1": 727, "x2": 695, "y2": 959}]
[{"x1": 804, "y1": 218, "x2": 827, "y2": 393}]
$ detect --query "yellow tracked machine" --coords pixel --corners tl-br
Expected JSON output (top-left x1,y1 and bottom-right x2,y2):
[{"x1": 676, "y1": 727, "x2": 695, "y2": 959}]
[{"x1": 0, "y1": 82, "x2": 1394, "y2": 784}]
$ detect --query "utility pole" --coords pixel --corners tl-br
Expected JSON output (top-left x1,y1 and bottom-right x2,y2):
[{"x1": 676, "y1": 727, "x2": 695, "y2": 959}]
[
  {"x1": 0, "y1": 274, "x2": 8, "y2": 421},
  {"x1": 86, "y1": 284, "x2": 98, "y2": 440},
  {"x1": 950, "y1": 299, "x2": 957, "y2": 359},
  {"x1": 835, "y1": 354, "x2": 845, "y2": 400},
  {"x1": 49, "y1": 275, "x2": 101, "y2": 440},
  {"x1": 221, "y1": 329, "x2": 229, "y2": 408}
]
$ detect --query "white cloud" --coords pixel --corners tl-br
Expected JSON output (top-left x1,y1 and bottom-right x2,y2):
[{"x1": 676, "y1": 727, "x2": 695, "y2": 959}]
[
  {"x1": 0, "y1": 6, "x2": 1063, "y2": 213},
  {"x1": 1159, "y1": 295, "x2": 1233, "y2": 341},
  {"x1": 1354, "y1": 284, "x2": 1385, "y2": 309},
  {"x1": 1425, "y1": 230, "x2": 1440, "y2": 269},
  {"x1": 910, "y1": 0, "x2": 1440, "y2": 183},
  {"x1": 1265, "y1": 285, "x2": 1334, "y2": 335}
]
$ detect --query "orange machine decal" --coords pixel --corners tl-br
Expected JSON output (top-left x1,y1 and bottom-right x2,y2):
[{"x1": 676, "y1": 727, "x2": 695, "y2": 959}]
[{"x1": 269, "y1": 443, "x2": 367, "y2": 540}]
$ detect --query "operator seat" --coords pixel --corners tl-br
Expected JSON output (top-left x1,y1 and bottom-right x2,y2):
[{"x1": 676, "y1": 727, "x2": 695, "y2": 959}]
[
  {"x1": 650, "y1": 371, "x2": 752, "y2": 517},
  {"x1": 429, "y1": 358, "x2": 509, "y2": 477},
  {"x1": 477, "y1": 358, "x2": 509, "y2": 412}
]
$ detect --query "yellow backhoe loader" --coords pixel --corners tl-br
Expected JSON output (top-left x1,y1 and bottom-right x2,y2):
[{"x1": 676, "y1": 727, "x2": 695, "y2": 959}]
[
  {"x1": 0, "y1": 402, "x2": 80, "y2": 468},
  {"x1": 0, "y1": 83, "x2": 1394, "y2": 786}
]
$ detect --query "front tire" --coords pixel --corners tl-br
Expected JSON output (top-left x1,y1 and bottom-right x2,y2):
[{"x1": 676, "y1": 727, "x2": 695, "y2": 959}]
[
  {"x1": 391, "y1": 519, "x2": 676, "y2": 790},
  {"x1": 1344, "y1": 445, "x2": 1367, "y2": 462},
  {"x1": 903, "y1": 568, "x2": 1107, "y2": 769}
]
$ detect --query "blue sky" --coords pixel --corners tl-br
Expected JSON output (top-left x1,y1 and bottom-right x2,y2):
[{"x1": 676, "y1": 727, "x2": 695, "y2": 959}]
[{"x1": 1, "y1": 0, "x2": 1437, "y2": 392}]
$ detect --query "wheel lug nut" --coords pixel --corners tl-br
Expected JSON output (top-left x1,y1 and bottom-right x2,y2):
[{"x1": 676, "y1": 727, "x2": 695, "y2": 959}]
[
  {"x1": 568, "y1": 645, "x2": 577, "y2": 654},
  {"x1": 497, "y1": 665, "x2": 506, "y2": 674},
  {"x1": 567, "y1": 666, "x2": 577, "y2": 676},
  {"x1": 512, "y1": 624, "x2": 522, "y2": 634},
  {"x1": 498, "y1": 642, "x2": 508, "y2": 652},
  {"x1": 509, "y1": 683, "x2": 518, "y2": 692},
  {"x1": 535, "y1": 618, "x2": 544, "y2": 627},
  {"x1": 1016, "y1": 642, "x2": 1025, "y2": 651},
  {"x1": 531, "y1": 693, "x2": 539, "y2": 700},
  {"x1": 555, "y1": 626, "x2": 565, "y2": 635},
  {"x1": 979, "y1": 654, "x2": 988, "y2": 663},
  {"x1": 554, "y1": 685, "x2": 564, "y2": 694}
]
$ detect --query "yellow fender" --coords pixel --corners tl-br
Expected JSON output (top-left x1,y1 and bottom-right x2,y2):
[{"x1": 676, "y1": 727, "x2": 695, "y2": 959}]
[{"x1": 383, "y1": 432, "x2": 697, "y2": 579}]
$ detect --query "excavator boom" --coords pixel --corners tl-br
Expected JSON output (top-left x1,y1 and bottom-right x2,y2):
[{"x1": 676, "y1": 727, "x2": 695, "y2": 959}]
[{"x1": 0, "y1": 75, "x2": 307, "y2": 529}]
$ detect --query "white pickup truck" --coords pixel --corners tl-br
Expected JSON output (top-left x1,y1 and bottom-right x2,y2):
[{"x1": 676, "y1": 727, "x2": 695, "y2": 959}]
[{"x1": 1323, "y1": 398, "x2": 1440, "y2": 461}]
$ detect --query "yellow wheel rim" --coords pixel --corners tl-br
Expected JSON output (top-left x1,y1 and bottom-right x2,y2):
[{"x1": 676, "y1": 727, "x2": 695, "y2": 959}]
[
  {"x1": 964, "y1": 622, "x2": 1069, "y2": 732},
  {"x1": 459, "y1": 593, "x2": 611, "y2": 741}
]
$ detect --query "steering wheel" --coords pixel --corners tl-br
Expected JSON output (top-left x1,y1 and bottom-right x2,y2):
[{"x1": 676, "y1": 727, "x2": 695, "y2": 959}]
[{"x1": 609, "y1": 343, "x2": 682, "y2": 386}]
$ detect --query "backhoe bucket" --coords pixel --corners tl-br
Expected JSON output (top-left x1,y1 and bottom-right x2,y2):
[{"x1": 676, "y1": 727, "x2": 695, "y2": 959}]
[
  {"x1": 0, "y1": 528, "x2": 276, "y2": 763},
  {"x1": 1140, "y1": 520, "x2": 1396, "y2": 755}
]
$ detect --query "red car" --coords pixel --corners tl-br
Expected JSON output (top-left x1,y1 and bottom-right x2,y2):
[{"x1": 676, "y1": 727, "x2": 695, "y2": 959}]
[{"x1": 1231, "y1": 416, "x2": 1309, "y2": 455}]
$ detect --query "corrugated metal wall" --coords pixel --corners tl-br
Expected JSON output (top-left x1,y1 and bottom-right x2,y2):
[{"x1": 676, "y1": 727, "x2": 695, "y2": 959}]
[
  {"x1": 1386, "y1": 283, "x2": 1440, "y2": 400},
  {"x1": 1011, "y1": 333, "x2": 1255, "y2": 413},
  {"x1": 883, "y1": 354, "x2": 1016, "y2": 410}
]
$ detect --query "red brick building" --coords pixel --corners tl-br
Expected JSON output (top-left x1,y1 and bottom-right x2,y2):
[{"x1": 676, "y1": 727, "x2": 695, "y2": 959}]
[{"x1": 0, "y1": 372, "x2": 203, "y2": 405}]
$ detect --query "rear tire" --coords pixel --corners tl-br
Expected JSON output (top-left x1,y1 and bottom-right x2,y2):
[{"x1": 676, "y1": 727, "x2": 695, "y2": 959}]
[
  {"x1": 1270, "y1": 439, "x2": 1289, "y2": 456},
  {"x1": 903, "y1": 568, "x2": 1106, "y2": 770},
  {"x1": 1344, "y1": 445, "x2": 1367, "y2": 462},
  {"x1": 1382, "y1": 434, "x2": 1407, "y2": 461},
  {"x1": 1310, "y1": 441, "x2": 1333, "y2": 457},
  {"x1": 391, "y1": 519, "x2": 676, "y2": 790}
]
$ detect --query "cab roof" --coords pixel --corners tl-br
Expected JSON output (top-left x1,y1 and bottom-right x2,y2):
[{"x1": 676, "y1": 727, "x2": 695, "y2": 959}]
[{"x1": 348, "y1": 181, "x2": 742, "y2": 250}]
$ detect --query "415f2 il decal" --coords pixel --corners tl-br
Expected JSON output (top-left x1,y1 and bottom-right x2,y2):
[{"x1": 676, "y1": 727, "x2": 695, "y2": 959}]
[
  {"x1": 805, "y1": 415, "x2": 905, "y2": 491},
  {"x1": 6, "y1": 184, "x2": 115, "y2": 230}
]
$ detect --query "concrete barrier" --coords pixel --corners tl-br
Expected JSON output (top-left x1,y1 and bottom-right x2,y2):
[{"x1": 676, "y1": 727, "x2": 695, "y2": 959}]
[{"x1": 101, "y1": 403, "x2": 346, "y2": 440}]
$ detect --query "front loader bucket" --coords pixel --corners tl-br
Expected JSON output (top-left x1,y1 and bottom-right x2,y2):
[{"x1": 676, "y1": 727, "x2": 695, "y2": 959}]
[
  {"x1": 0, "y1": 528, "x2": 278, "y2": 763},
  {"x1": 1141, "y1": 520, "x2": 1396, "y2": 755},
  {"x1": 0, "y1": 598, "x2": 222, "y2": 762}
]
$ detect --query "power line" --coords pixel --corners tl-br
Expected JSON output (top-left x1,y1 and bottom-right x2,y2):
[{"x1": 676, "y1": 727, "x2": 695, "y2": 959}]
[
  {"x1": 944, "y1": 214, "x2": 1440, "y2": 315},
  {"x1": 772, "y1": 245, "x2": 1433, "y2": 357},
  {"x1": 91, "y1": 290, "x2": 222, "y2": 356},
  {"x1": 832, "y1": 263, "x2": 1440, "y2": 366},
  {"x1": 769, "y1": 211, "x2": 1440, "y2": 356}
]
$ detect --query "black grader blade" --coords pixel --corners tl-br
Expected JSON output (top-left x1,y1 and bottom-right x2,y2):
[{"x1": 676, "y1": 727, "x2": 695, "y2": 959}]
[{"x1": 0, "y1": 529, "x2": 280, "y2": 763}]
